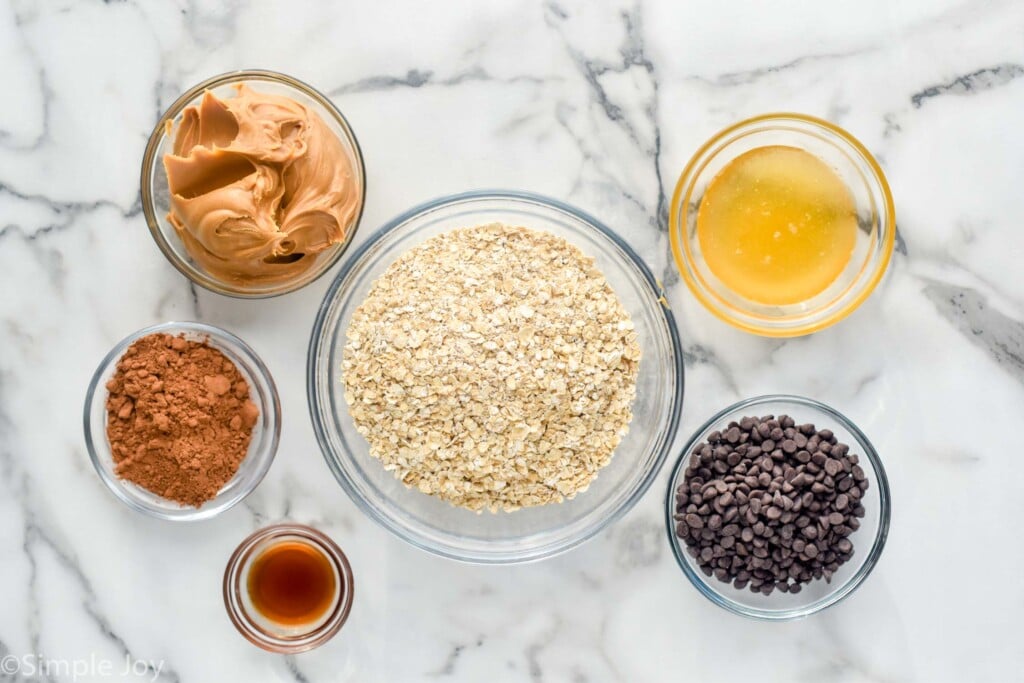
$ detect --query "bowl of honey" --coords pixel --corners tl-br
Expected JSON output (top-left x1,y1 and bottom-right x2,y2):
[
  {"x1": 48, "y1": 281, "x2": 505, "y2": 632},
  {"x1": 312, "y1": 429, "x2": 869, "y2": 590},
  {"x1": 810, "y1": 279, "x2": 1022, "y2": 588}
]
[{"x1": 670, "y1": 113, "x2": 895, "y2": 336}]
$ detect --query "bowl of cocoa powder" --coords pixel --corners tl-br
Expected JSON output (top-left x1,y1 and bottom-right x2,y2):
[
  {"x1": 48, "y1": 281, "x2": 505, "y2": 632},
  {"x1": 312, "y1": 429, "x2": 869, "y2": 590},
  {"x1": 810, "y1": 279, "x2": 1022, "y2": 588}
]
[{"x1": 84, "y1": 322, "x2": 281, "y2": 520}]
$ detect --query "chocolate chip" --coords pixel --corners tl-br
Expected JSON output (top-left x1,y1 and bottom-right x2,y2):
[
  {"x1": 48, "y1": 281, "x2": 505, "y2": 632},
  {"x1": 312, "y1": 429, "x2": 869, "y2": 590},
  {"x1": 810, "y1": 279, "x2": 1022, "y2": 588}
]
[{"x1": 675, "y1": 414, "x2": 871, "y2": 595}]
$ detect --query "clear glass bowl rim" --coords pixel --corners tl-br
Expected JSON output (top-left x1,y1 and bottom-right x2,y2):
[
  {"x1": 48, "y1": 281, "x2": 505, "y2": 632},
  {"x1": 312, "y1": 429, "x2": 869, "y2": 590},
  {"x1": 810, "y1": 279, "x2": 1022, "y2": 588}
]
[
  {"x1": 307, "y1": 189, "x2": 686, "y2": 564},
  {"x1": 664, "y1": 393, "x2": 891, "y2": 620},
  {"x1": 140, "y1": 68, "x2": 368, "y2": 299},
  {"x1": 668, "y1": 112, "x2": 896, "y2": 337},
  {"x1": 223, "y1": 523, "x2": 355, "y2": 653},
  {"x1": 82, "y1": 321, "x2": 282, "y2": 521}
]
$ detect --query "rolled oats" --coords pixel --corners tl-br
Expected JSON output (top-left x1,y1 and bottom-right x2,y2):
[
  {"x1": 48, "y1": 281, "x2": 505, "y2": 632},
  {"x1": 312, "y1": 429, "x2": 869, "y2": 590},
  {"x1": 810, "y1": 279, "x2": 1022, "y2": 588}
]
[{"x1": 342, "y1": 224, "x2": 640, "y2": 512}]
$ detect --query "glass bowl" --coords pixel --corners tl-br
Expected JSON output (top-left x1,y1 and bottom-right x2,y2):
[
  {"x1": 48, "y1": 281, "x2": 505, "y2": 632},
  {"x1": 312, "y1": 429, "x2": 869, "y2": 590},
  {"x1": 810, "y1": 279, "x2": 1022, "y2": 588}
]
[
  {"x1": 670, "y1": 113, "x2": 895, "y2": 336},
  {"x1": 308, "y1": 190, "x2": 685, "y2": 563},
  {"x1": 665, "y1": 395, "x2": 891, "y2": 620},
  {"x1": 223, "y1": 524, "x2": 354, "y2": 653},
  {"x1": 141, "y1": 70, "x2": 366, "y2": 298},
  {"x1": 83, "y1": 322, "x2": 281, "y2": 520}
]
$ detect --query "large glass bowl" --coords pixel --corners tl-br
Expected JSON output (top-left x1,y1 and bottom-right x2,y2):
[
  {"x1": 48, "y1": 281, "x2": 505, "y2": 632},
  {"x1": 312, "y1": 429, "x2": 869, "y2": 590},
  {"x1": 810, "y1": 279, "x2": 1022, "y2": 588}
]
[
  {"x1": 308, "y1": 191, "x2": 685, "y2": 563},
  {"x1": 665, "y1": 395, "x2": 891, "y2": 619}
]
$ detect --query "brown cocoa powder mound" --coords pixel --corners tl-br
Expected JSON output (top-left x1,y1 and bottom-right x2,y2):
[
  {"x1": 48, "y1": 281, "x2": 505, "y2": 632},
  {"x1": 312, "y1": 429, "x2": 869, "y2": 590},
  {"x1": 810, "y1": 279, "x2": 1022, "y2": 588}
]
[{"x1": 104, "y1": 332, "x2": 259, "y2": 507}]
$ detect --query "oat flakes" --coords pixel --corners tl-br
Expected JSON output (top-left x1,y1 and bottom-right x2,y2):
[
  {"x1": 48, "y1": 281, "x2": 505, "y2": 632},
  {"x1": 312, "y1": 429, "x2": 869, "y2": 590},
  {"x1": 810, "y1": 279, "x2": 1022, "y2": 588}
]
[{"x1": 342, "y1": 223, "x2": 640, "y2": 512}]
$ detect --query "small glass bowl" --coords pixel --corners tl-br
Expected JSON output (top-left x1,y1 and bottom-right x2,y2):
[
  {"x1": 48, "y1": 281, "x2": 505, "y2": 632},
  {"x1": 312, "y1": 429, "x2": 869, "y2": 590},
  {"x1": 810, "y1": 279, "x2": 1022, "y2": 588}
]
[
  {"x1": 670, "y1": 113, "x2": 895, "y2": 336},
  {"x1": 141, "y1": 70, "x2": 366, "y2": 298},
  {"x1": 665, "y1": 395, "x2": 891, "y2": 620},
  {"x1": 223, "y1": 524, "x2": 354, "y2": 653},
  {"x1": 308, "y1": 190, "x2": 685, "y2": 564},
  {"x1": 83, "y1": 321, "x2": 281, "y2": 520}
]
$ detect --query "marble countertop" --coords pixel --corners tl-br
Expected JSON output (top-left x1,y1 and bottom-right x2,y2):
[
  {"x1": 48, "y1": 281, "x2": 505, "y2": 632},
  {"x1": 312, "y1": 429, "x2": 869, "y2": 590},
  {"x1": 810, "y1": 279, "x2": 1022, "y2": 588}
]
[{"x1": 2, "y1": 0, "x2": 1023, "y2": 681}]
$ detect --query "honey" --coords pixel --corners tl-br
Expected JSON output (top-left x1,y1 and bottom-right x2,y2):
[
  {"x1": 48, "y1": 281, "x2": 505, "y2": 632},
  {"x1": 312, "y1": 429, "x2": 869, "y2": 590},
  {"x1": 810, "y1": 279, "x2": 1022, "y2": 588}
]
[
  {"x1": 247, "y1": 540, "x2": 338, "y2": 626},
  {"x1": 696, "y1": 145, "x2": 857, "y2": 305}
]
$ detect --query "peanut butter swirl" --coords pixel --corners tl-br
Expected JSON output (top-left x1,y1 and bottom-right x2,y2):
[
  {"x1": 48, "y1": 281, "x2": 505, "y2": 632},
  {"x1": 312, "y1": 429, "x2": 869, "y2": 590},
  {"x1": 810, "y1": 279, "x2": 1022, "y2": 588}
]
[{"x1": 163, "y1": 84, "x2": 361, "y2": 285}]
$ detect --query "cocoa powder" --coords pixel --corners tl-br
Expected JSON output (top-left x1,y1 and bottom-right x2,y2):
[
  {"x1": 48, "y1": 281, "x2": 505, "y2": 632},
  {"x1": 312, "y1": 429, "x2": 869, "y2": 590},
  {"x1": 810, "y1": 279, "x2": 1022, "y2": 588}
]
[{"x1": 105, "y1": 333, "x2": 259, "y2": 507}]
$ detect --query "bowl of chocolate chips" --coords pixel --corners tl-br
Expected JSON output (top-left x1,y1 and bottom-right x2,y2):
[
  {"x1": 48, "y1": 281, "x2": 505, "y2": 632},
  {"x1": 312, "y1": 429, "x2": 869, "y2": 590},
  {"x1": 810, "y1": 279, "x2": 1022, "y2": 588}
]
[{"x1": 665, "y1": 395, "x2": 890, "y2": 620}]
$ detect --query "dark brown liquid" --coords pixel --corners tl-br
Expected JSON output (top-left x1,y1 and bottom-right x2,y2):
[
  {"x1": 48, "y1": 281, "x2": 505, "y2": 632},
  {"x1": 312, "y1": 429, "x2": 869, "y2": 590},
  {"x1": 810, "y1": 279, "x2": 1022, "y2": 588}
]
[{"x1": 247, "y1": 541, "x2": 338, "y2": 626}]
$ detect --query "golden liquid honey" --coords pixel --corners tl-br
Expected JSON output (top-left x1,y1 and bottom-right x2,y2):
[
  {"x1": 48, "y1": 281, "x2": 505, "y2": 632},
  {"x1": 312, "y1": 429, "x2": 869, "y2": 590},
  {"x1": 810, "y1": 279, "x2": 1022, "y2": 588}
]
[{"x1": 696, "y1": 145, "x2": 857, "y2": 305}]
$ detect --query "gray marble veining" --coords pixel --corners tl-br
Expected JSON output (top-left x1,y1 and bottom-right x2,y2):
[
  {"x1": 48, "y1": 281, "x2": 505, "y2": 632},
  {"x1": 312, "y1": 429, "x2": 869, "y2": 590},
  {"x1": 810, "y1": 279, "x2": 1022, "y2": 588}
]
[{"x1": 1, "y1": 0, "x2": 1023, "y2": 681}]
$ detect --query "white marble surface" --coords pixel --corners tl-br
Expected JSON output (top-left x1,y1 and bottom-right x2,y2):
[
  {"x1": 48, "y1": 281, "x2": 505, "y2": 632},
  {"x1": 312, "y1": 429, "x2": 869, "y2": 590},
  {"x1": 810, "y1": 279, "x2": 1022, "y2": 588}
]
[{"x1": 2, "y1": 0, "x2": 1023, "y2": 681}]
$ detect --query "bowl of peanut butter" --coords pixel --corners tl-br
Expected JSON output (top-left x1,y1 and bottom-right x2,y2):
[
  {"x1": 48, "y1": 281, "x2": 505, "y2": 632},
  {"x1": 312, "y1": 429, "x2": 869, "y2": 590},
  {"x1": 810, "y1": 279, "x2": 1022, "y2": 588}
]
[{"x1": 142, "y1": 70, "x2": 366, "y2": 297}]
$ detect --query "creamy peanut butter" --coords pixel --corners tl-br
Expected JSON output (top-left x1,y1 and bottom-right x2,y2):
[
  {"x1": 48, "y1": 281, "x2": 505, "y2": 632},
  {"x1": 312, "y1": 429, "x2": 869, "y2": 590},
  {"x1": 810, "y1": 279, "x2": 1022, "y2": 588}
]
[{"x1": 163, "y1": 84, "x2": 361, "y2": 285}]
